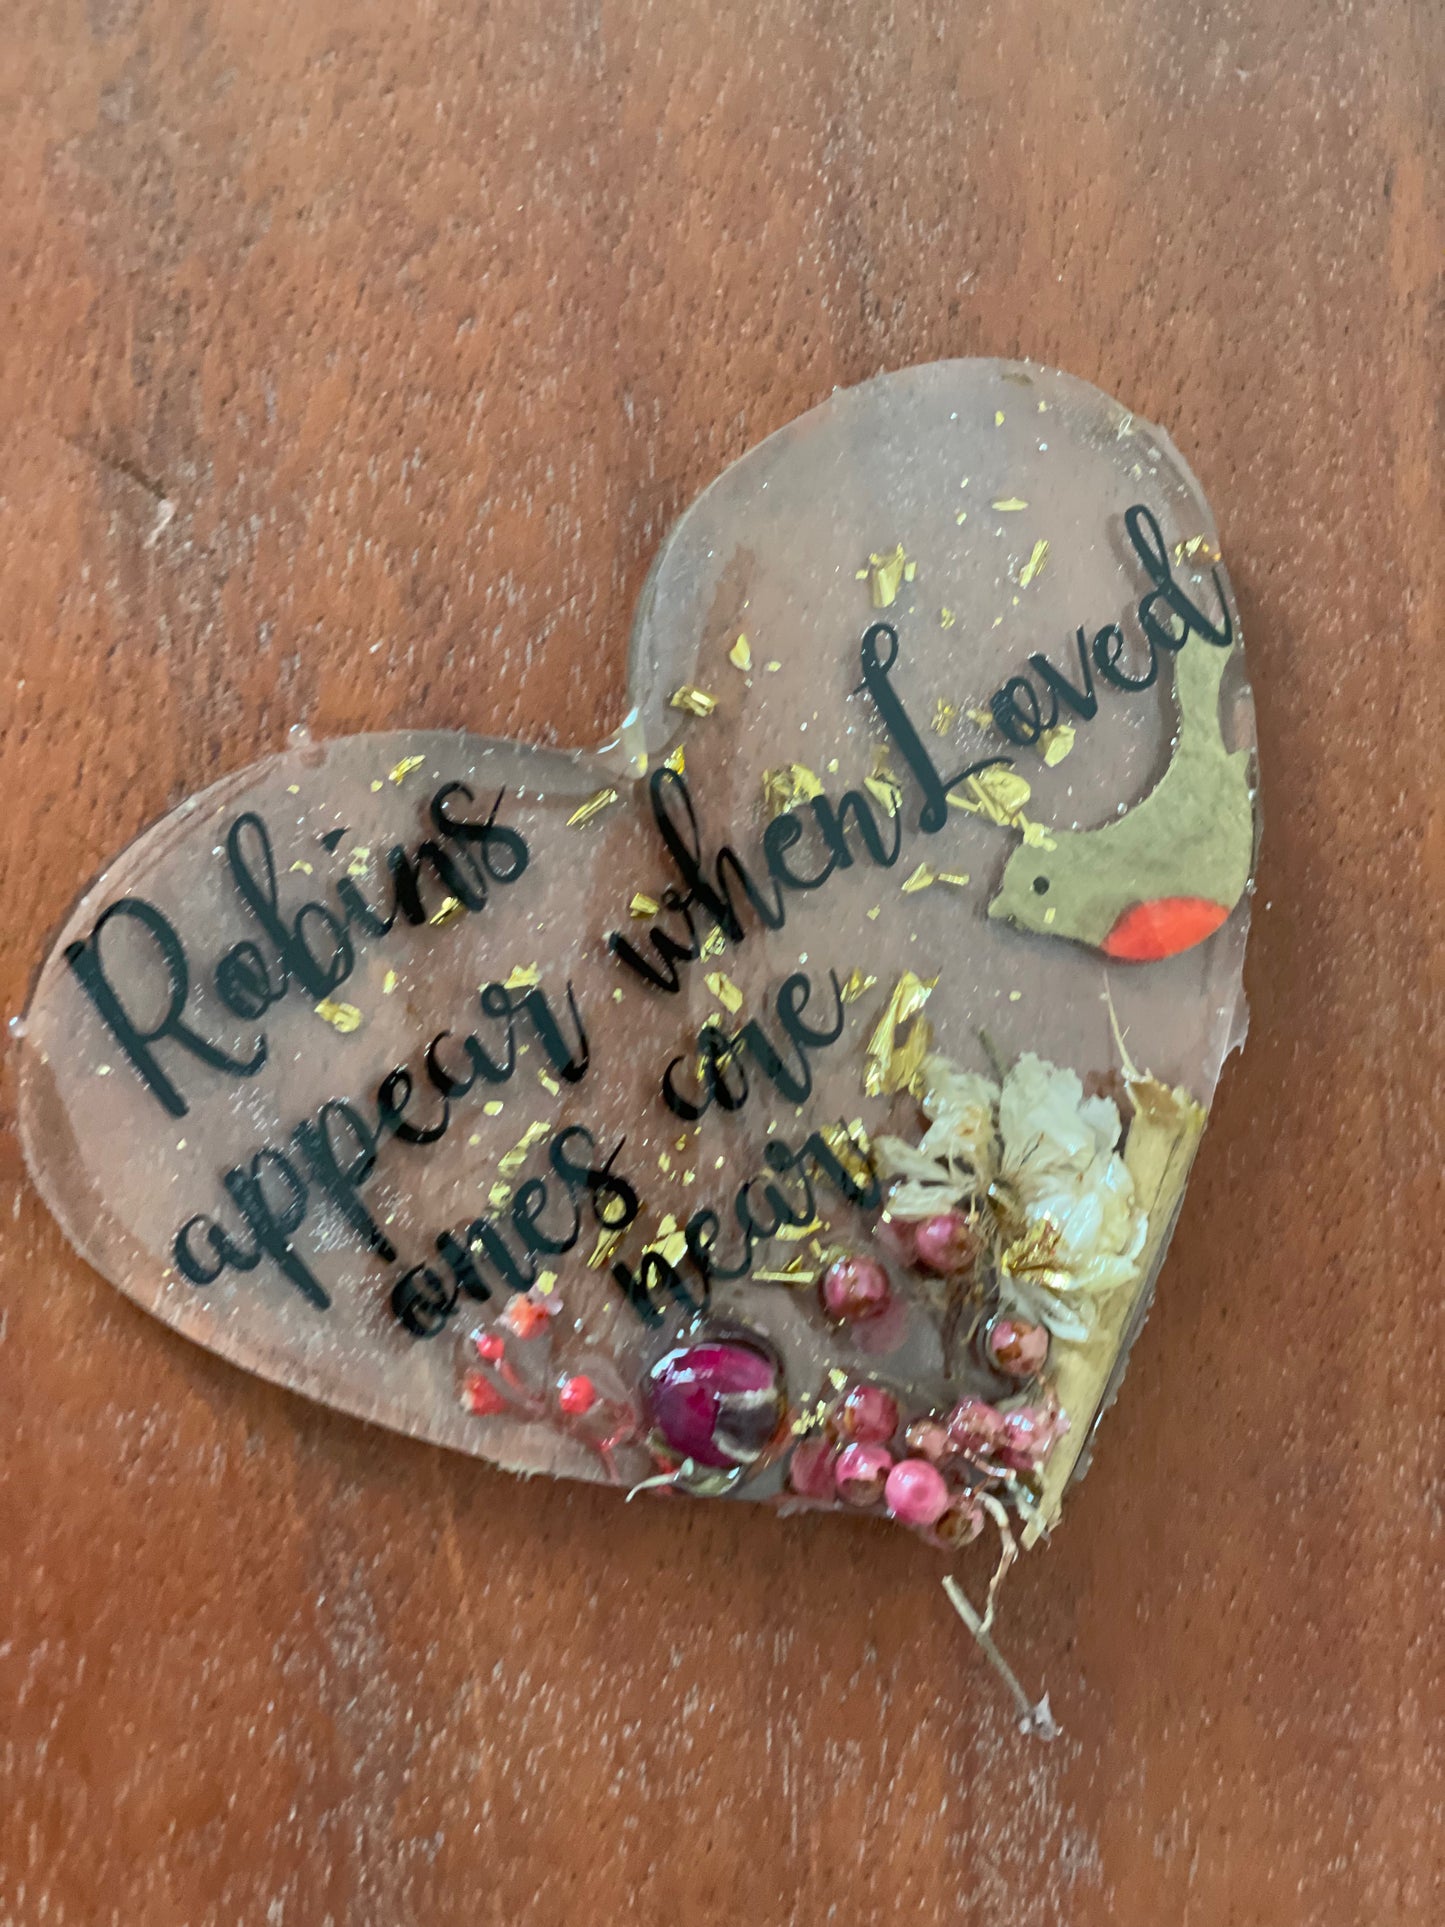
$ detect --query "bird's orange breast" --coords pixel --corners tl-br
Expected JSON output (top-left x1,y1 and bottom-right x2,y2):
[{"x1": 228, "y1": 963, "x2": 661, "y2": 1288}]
[{"x1": 1101, "y1": 896, "x2": 1230, "y2": 962}]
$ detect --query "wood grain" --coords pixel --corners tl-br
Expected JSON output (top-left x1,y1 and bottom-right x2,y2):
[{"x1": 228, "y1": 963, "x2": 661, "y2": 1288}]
[{"x1": 1, "y1": 2, "x2": 1440, "y2": 1922}]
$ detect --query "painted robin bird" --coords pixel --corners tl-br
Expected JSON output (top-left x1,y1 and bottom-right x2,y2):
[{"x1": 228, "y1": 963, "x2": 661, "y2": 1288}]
[{"x1": 987, "y1": 638, "x2": 1256, "y2": 961}]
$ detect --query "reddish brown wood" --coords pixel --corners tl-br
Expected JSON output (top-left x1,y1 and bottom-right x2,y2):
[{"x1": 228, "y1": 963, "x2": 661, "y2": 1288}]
[{"x1": 1, "y1": 3, "x2": 1440, "y2": 1922}]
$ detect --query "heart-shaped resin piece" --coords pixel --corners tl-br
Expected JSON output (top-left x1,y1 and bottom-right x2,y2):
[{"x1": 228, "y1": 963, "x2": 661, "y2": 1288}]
[{"x1": 16, "y1": 361, "x2": 1258, "y2": 1565}]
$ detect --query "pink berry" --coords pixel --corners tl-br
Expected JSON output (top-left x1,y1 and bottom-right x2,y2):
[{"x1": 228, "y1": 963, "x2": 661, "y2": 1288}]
[
  {"x1": 946, "y1": 1396, "x2": 1008, "y2": 1462},
  {"x1": 903, "y1": 1418, "x2": 951, "y2": 1464},
  {"x1": 884, "y1": 1458, "x2": 950, "y2": 1527},
  {"x1": 834, "y1": 1442, "x2": 893, "y2": 1506},
  {"x1": 935, "y1": 1497, "x2": 986, "y2": 1547},
  {"x1": 840, "y1": 1383, "x2": 899, "y2": 1444},
  {"x1": 472, "y1": 1330, "x2": 505, "y2": 1363},
  {"x1": 787, "y1": 1436, "x2": 838, "y2": 1500},
  {"x1": 985, "y1": 1316, "x2": 1049, "y2": 1379},
  {"x1": 646, "y1": 1334, "x2": 785, "y2": 1472},
  {"x1": 557, "y1": 1374, "x2": 597, "y2": 1417},
  {"x1": 820, "y1": 1254, "x2": 893, "y2": 1323},
  {"x1": 999, "y1": 1405, "x2": 1056, "y2": 1472},
  {"x1": 913, "y1": 1211, "x2": 979, "y2": 1275},
  {"x1": 462, "y1": 1370, "x2": 509, "y2": 1417}
]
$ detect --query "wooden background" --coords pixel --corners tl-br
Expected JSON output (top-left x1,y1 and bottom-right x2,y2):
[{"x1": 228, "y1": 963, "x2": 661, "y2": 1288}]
[{"x1": 1, "y1": 1, "x2": 1441, "y2": 1921}]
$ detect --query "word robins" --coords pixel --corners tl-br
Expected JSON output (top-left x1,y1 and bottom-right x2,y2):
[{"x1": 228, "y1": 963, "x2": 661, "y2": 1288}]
[
  {"x1": 987, "y1": 504, "x2": 1235, "y2": 746},
  {"x1": 608, "y1": 628, "x2": 1008, "y2": 993},
  {"x1": 65, "y1": 782, "x2": 529, "y2": 1119},
  {"x1": 173, "y1": 976, "x2": 588, "y2": 1310}
]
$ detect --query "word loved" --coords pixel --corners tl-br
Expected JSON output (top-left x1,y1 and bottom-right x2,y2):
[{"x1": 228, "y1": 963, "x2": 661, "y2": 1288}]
[{"x1": 987, "y1": 504, "x2": 1234, "y2": 746}]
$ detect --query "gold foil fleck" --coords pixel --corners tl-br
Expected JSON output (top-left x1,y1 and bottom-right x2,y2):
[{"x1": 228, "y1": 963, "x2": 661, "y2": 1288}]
[
  {"x1": 588, "y1": 1227, "x2": 623, "y2": 1270},
  {"x1": 503, "y1": 964, "x2": 541, "y2": 990},
  {"x1": 538, "y1": 1071, "x2": 560, "y2": 1096},
  {"x1": 991, "y1": 497, "x2": 1029, "y2": 512},
  {"x1": 497, "y1": 1120, "x2": 550, "y2": 1177},
  {"x1": 728, "y1": 634, "x2": 753, "y2": 671},
  {"x1": 1038, "y1": 722, "x2": 1075, "y2": 766},
  {"x1": 700, "y1": 925, "x2": 727, "y2": 959},
  {"x1": 669, "y1": 686, "x2": 717, "y2": 717},
  {"x1": 567, "y1": 787, "x2": 619, "y2": 828},
  {"x1": 863, "y1": 970, "x2": 937, "y2": 1098},
  {"x1": 937, "y1": 870, "x2": 971, "y2": 888},
  {"x1": 931, "y1": 697, "x2": 957, "y2": 734},
  {"x1": 1018, "y1": 537, "x2": 1049, "y2": 587},
  {"x1": 347, "y1": 847, "x2": 371, "y2": 878},
  {"x1": 429, "y1": 895, "x2": 465, "y2": 927},
  {"x1": 289, "y1": 860, "x2": 313, "y2": 876},
  {"x1": 488, "y1": 1182, "x2": 513, "y2": 1211},
  {"x1": 994, "y1": 410, "x2": 1005, "y2": 426},
  {"x1": 901, "y1": 863, "x2": 935, "y2": 894},
  {"x1": 382, "y1": 969, "x2": 398, "y2": 995},
  {"x1": 859, "y1": 543, "x2": 910, "y2": 609},
  {"x1": 629, "y1": 892, "x2": 661, "y2": 919},
  {"x1": 762, "y1": 763, "x2": 824, "y2": 817},
  {"x1": 483, "y1": 1100, "x2": 504, "y2": 1115},
  {"x1": 389, "y1": 755, "x2": 426, "y2": 785},
  {"x1": 764, "y1": 659, "x2": 781, "y2": 673},
  {"x1": 839, "y1": 968, "x2": 877, "y2": 1004},
  {"x1": 664, "y1": 746, "x2": 686, "y2": 774},
  {"x1": 940, "y1": 608, "x2": 956, "y2": 631},
  {"x1": 705, "y1": 970, "x2": 744, "y2": 1014},
  {"x1": 314, "y1": 999, "x2": 363, "y2": 1033}
]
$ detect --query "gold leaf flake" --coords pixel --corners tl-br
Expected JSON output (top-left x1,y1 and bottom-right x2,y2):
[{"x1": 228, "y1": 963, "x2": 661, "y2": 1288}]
[
  {"x1": 611, "y1": 987, "x2": 624, "y2": 1002},
  {"x1": 497, "y1": 1119, "x2": 550, "y2": 1177},
  {"x1": 699, "y1": 925, "x2": 727, "y2": 959},
  {"x1": 287, "y1": 784, "x2": 300, "y2": 795},
  {"x1": 370, "y1": 779, "x2": 383, "y2": 793},
  {"x1": 669, "y1": 685, "x2": 717, "y2": 717},
  {"x1": 940, "y1": 608, "x2": 956, "y2": 630},
  {"x1": 705, "y1": 970, "x2": 744, "y2": 1014},
  {"x1": 538, "y1": 1071, "x2": 560, "y2": 1096},
  {"x1": 588, "y1": 1226, "x2": 623, "y2": 1270},
  {"x1": 764, "y1": 659, "x2": 781, "y2": 673},
  {"x1": 382, "y1": 969, "x2": 398, "y2": 995},
  {"x1": 429, "y1": 895, "x2": 465, "y2": 927},
  {"x1": 762, "y1": 763, "x2": 824, "y2": 817},
  {"x1": 389, "y1": 755, "x2": 426, "y2": 785},
  {"x1": 860, "y1": 543, "x2": 910, "y2": 609},
  {"x1": 864, "y1": 774, "x2": 903, "y2": 817},
  {"x1": 775, "y1": 1218, "x2": 823, "y2": 1243},
  {"x1": 664, "y1": 746, "x2": 686, "y2": 774},
  {"x1": 991, "y1": 497, "x2": 1029, "y2": 512},
  {"x1": 967, "y1": 706, "x2": 997, "y2": 732},
  {"x1": 483, "y1": 1099, "x2": 504, "y2": 1115},
  {"x1": 1038, "y1": 722, "x2": 1075, "y2": 766},
  {"x1": 753, "y1": 1267, "x2": 817, "y2": 1286},
  {"x1": 314, "y1": 999, "x2": 363, "y2": 1033},
  {"x1": 488, "y1": 1182, "x2": 513, "y2": 1211},
  {"x1": 866, "y1": 905, "x2": 881, "y2": 920},
  {"x1": 937, "y1": 870, "x2": 971, "y2": 888},
  {"x1": 728, "y1": 634, "x2": 753, "y2": 671},
  {"x1": 1173, "y1": 534, "x2": 1222, "y2": 565},
  {"x1": 534, "y1": 1270, "x2": 558, "y2": 1297},
  {"x1": 503, "y1": 964, "x2": 540, "y2": 991},
  {"x1": 347, "y1": 847, "x2": 371, "y2": 878},
  {"x1": 931, "y1": 696, "x2": 957, "y2": 734},
  {"x1": 658, "y1": 1151, "x2": 672, "y2": 1174},
  {"x1": 839, "y1": 968, "x2": 877, "y2": 1004},
  {"x1": 1018, "y1": 537, "x2": 1049, "y2": 588},
  {"x1": 949, "y1": 766, "x2": 1034, "y2": 824},
  {"x1": 629, "y1": 891, "x2": 660, "y2": 919},
  {"x1": 864, "y1": 970, "x2": 937, "y2": 1098},
  {"x1": 567, "y1": 787, "x2": 619, "y2": 827},
  {"x1": 994, "y1": 411, "x2": 1005, "y2": 426},
  {"x1": 289, "y1": 860, "x2": 313, "y2": 876},
  {"x1": 901, "y1": 863, "x2": 935, "y2": 894},
  {"x1": 1043, "y1": 906, "x2": 1057, "y2": 925}
]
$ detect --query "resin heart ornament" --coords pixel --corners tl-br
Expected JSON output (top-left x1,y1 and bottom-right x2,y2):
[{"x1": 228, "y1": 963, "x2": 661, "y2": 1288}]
[{"x1": 16, "y1": 362, "x2": 1258, "y2": 1723}]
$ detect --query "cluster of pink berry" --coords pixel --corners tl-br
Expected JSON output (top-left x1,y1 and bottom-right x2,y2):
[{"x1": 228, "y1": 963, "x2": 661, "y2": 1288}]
[
  {"x1": 786, "y1": 1380, "x2": 1068, "y2": 1544},
  {"x1": 818, "y1": 1207, "x2": 981, "y2": 1325}
]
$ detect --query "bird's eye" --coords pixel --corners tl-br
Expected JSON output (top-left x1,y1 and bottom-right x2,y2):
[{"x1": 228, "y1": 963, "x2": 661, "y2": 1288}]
[{"x1": 1032, "y1": 875, "x2": 1050, "y2": 895}]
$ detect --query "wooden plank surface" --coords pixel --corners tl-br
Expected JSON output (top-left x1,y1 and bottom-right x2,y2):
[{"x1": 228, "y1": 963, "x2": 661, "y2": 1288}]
[{"x1": 1, "y1": 2, "x2": 1440, "y2": 1921}]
